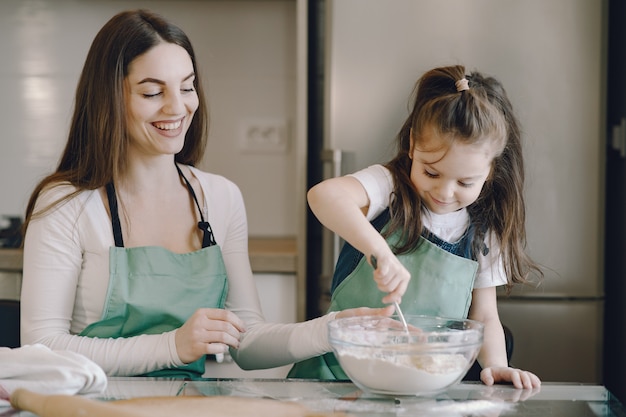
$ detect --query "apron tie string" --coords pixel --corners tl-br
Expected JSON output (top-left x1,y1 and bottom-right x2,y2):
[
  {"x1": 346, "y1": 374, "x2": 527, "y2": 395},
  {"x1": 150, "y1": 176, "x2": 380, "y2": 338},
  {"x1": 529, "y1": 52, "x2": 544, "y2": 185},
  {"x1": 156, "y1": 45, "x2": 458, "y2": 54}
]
[{"x1": 175, "y1": 163, "x2": 217, "y2": 247}]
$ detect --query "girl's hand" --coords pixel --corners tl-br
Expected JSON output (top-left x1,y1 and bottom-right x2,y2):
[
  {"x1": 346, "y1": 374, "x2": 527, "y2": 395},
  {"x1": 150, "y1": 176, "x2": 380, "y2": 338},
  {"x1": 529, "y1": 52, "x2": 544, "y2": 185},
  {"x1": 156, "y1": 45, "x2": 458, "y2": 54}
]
[
  {"x1": 175, "y1": 308, "x2": 246, "y2": 364},
  {"x1": 480, "y1": 366, "x2": 541, "y2": 389},
  {"x1": 370, "y1": 253, "x2": 410, "y2": 304}
]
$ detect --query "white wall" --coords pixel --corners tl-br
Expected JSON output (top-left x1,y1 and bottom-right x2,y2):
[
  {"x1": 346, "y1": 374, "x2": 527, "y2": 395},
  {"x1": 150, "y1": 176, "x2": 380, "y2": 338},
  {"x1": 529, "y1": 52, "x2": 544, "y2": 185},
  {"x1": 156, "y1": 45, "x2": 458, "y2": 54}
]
[{"x1": 0, "y1": 0, "x2": 297, "y2": 237}]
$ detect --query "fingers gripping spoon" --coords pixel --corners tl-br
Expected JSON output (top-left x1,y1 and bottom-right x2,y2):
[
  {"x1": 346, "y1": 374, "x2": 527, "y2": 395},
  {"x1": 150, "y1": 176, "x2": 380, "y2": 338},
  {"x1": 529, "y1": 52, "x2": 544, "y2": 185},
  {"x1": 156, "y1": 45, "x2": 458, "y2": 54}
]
[{"x1": 370, "y1": 255, "x2": 410, "y2": 336}]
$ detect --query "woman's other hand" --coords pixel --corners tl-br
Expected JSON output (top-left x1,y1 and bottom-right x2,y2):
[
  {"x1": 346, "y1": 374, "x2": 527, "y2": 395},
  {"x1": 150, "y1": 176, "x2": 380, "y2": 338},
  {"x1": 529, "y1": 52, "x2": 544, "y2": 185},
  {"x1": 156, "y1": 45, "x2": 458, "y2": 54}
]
[{"x1": 175, "y1": 308, "x2": 246, "y2": 364}]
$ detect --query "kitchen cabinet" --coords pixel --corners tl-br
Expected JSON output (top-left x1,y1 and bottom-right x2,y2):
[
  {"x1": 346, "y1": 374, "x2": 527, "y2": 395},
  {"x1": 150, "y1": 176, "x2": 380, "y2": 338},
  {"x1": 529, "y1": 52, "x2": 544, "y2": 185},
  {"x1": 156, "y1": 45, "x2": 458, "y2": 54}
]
[
  {"x1": 0, "y1": 249, "x2": 22, "y2": 300},
  {"x1": 0, "y1": 272, "x2": 20, "y2": 300}
]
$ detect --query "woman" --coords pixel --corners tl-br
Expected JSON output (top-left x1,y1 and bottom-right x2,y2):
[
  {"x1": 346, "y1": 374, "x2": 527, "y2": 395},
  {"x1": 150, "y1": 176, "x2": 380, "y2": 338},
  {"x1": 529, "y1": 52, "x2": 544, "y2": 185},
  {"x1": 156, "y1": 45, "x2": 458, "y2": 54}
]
[{"x1": 20, "y1": 9, "x2": 391, "y2": 378}]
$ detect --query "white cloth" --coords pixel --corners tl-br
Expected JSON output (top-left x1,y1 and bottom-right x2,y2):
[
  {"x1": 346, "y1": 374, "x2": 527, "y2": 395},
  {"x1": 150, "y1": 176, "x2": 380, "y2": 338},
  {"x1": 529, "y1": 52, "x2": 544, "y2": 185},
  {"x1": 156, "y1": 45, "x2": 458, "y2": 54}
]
[
  {"x1": 0, "y1": 344, "x2": 107, "y2": 406},
  {"x1": 348, "y1": 164, "x2": 507, "y2": 288},
  {"x1": 21, "y1": 166, "x2": 334, "y2": 376}
]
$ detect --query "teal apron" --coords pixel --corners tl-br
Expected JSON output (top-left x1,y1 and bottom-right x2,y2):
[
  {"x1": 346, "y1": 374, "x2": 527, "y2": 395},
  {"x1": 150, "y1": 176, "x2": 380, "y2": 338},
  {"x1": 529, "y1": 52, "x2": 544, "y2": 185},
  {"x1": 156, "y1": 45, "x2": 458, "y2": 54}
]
[
  {"x1": 80, "y1": 164, "x2": 228, "y2": 378},
  {"x1": 288, "y1": 209, "x2": 479, "y2": 380}
]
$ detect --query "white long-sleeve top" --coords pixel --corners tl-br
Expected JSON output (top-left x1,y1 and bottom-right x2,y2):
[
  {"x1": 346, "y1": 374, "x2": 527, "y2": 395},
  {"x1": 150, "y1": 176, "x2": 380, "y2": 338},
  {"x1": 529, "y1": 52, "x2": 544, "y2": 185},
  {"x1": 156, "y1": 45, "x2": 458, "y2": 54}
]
[{"x1": 21, "y1": 166, "x2": 335, "y2": 376}]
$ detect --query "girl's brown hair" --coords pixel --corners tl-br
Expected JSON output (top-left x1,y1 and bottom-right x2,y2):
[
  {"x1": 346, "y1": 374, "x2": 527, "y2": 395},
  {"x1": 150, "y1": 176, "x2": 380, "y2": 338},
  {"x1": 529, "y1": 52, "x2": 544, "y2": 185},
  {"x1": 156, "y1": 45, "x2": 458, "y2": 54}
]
[
  {"x1": 22, "y1": 9, "x2": 208, "y2": 234},
  {"x1": 385, "y1": 65, "x2": 542, "y2": 291}
]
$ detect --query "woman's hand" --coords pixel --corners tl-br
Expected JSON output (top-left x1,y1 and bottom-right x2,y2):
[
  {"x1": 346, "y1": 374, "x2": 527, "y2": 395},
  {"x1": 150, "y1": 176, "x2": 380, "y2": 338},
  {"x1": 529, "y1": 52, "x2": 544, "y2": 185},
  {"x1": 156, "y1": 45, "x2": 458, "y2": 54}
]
[
  {"x1": 335, "y1": 305, "x2": 395, "y2": 319},
  {"x1": 370, "y1": 252, "x2": 410, "y2": 304},
  {"x1": 480, "y1": 366, "x2": 541, "y2": 389},
  {"x1": 175, "y1": 308, "x2": 246, "y2": 364}
]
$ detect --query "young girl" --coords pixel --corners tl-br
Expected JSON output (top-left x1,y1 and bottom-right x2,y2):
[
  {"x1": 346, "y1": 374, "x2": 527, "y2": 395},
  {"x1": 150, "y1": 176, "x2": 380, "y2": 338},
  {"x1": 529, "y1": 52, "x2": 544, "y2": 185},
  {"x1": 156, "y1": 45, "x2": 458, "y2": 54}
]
[{"x1": 289, "y1": 65, "x2": 542, "y2": 389}]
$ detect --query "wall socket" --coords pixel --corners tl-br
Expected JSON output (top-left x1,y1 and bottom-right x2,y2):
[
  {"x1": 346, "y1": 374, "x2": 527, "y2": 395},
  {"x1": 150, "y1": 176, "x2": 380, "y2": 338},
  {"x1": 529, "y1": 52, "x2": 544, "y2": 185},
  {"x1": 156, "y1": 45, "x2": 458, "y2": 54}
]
[{"x1": 239, "y1": 118, "x2": 289, "y2": 153}]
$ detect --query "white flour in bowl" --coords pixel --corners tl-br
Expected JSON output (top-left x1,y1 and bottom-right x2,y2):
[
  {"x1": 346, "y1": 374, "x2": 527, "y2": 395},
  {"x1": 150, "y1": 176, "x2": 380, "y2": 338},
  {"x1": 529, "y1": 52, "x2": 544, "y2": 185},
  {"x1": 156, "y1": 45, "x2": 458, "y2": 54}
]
[{"x1": 338, "y1": 350, "x2": 468, "y2": 395}]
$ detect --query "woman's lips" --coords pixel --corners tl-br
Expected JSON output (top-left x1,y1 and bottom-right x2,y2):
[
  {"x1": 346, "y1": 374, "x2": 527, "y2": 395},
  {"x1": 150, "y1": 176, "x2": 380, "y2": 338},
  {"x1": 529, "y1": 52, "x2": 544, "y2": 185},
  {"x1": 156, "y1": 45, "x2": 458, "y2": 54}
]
[
  {"x1": 152, "y1": 118, "x2": 184, "y2": 137},
  {"x1": 153, "y1": 119, "x2": 182, "y2": 130}
]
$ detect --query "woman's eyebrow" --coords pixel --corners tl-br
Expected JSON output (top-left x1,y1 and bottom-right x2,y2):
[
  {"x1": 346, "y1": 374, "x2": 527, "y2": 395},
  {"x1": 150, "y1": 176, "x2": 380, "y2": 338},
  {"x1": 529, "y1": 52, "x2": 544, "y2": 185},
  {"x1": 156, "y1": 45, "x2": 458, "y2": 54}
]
[{"x1": 137, "y1": 72, "x2": 195, "y2": 85}]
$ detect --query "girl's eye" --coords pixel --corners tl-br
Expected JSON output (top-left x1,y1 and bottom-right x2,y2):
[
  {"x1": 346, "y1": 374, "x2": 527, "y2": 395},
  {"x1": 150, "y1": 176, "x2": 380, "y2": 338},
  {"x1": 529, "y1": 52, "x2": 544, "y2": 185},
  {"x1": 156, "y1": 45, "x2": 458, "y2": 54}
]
[
  {"x1": 181, "y1": 87, "x2": 195, "y2": 94},
  {"x1": 458, "y1": 181, "x2": 474, "y2": 188},
  {"x1": 423, "y1": 170, "x2": 438, "y2": 179},
  {"x1": 142, "y1": 92, "x2": 162, "y2": 98}
]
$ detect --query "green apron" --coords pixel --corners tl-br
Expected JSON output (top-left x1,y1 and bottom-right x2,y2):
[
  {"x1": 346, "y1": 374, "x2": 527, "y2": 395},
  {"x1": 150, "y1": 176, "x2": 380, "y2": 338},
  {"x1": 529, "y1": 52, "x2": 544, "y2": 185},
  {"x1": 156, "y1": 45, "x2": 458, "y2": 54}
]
[
  {"x1": 80, "y1": 164, "x2": 227, "y2": 378},
  {"x1": 288, "y1": 217, "x2": 478, "y2": 380}
]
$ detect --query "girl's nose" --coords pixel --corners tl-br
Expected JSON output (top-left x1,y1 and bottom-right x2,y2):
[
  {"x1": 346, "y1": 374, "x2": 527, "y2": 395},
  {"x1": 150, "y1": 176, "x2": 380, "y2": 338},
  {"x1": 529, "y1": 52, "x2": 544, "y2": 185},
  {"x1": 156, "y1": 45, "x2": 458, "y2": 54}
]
[{"x1": 436, "y1": 181, "x2": 455, "y2": 200}]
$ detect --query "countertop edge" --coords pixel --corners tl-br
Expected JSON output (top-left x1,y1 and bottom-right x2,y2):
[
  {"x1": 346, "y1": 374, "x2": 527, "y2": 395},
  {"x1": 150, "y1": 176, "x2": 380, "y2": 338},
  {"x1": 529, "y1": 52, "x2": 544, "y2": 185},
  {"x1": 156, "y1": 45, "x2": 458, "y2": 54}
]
[
  {"x1": 248, "y1": 236, "x2": 297, "y2": 274},
  {"x1": 0, "y1": 237, "x2": 297, "y2": 274}
]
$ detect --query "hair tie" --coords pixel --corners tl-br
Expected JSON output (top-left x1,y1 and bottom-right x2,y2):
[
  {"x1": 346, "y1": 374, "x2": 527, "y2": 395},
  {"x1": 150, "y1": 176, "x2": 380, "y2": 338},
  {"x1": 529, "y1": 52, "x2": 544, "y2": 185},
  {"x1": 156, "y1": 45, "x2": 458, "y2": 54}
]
[{"x1": 455, "y1": 78, "x2": 470, "y2": 92}]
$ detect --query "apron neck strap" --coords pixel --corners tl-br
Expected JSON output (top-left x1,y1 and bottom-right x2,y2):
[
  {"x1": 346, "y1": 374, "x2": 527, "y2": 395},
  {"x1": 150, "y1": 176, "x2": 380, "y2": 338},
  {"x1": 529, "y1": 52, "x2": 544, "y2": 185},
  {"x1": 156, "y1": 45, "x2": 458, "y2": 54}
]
[
  {"x1": 105, "y1": 163, "x2": 217, "y2": 249},
  {"x1": 106, "y1": 182, "x2": 124, "y2": 248}
]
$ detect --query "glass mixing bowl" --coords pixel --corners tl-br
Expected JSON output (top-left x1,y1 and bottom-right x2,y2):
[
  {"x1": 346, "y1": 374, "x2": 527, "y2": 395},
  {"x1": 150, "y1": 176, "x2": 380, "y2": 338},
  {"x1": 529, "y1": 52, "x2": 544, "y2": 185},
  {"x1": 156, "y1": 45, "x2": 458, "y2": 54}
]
[{"x1": 328, "y1": 315, "x2": 484, "y2": 396}]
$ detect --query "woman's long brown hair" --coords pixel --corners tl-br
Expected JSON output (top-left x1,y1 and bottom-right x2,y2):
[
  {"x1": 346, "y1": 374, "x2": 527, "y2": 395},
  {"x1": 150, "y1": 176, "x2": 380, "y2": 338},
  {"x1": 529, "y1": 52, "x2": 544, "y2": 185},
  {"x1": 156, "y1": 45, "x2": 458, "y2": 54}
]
[
  {"x1": 385, "y1": 65, "x2": 542, "y2": 292},
  {"x1": 22, "y1": 9, "x2": 208, "y2": 235}
]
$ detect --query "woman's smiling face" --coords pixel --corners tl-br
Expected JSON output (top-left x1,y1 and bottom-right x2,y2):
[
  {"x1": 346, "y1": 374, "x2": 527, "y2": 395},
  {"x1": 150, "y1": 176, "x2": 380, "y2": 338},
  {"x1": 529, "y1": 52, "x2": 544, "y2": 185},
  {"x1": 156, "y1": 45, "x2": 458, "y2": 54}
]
[
  {"x1": 124, "y1": 42, "x2": 199, "y2": 158},
  {"x1": 409, "y1": 126, "x2": 498, "y2": 214}
]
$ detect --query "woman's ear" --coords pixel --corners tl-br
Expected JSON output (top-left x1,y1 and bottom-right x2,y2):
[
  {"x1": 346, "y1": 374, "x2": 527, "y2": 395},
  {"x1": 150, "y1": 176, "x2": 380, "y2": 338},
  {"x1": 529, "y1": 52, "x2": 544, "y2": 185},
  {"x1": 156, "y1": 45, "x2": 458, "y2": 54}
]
[{"x1": 486, "y1": 161, "x2": 497, "y2": 182}]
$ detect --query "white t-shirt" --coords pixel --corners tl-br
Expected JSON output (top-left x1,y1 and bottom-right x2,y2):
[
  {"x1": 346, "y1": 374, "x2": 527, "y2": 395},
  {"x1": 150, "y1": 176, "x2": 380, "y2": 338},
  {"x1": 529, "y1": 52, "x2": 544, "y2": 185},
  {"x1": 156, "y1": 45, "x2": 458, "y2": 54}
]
[
  {"x1": 348, "y1": 164, "x2": 507, "y2": 289},
  {"x1": 21, "y1": 166, "x2": 335, "y2": 376}
]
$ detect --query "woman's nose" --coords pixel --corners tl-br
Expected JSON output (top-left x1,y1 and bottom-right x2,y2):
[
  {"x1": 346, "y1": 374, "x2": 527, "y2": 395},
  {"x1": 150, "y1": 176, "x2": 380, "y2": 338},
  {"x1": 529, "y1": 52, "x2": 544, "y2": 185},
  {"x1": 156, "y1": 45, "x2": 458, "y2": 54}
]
[{"x1": 163, "y1": 91, "x2": 185, "y2": 114}]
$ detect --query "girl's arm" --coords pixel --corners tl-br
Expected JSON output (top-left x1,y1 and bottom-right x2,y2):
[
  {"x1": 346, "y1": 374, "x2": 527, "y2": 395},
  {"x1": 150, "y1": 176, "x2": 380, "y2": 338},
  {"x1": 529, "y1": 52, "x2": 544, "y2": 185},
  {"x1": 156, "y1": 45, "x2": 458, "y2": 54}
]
[
  {"x1": 468, "y1": 287, "x2": 541, "y2": 389},
  {"x1": 307, "y1": 176, "x2": 409, "y2": 303}
]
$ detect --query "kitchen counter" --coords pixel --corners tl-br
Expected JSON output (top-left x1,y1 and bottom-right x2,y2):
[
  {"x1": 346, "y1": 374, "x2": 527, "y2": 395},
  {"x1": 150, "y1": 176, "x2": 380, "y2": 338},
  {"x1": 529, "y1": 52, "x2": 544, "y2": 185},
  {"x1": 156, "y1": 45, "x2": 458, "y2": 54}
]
[
  {"x1": 0, "y1": 248, "x2": 22, "y2": 273},
  {"x1": 8, "y1": 378, "x2": 626, "y2": 416},
  {"x1": 248, "y1": 236, "x2": 297, "y2": 273},
  {"x1": 0, "y1": 237, "x2": 297, "y2": 274}
]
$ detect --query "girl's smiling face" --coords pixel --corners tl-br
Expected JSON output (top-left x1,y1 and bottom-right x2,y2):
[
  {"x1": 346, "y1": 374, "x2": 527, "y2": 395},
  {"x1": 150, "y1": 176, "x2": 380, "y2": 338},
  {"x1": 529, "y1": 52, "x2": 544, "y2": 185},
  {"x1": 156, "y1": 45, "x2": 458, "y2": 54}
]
[
  {"x1": 410, "y1": 126, "x2": 498, "y2": 214},
  {"x1": 124, "y1": 42, "x2": 199, "y2": 158}
]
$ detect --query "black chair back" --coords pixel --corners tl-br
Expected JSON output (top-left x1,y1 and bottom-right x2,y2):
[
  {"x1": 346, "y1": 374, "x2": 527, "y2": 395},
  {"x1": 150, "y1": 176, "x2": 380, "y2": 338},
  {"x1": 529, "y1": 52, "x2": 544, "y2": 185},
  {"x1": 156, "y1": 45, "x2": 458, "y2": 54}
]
[{"x1": 0, "y1": 299, "x2": 20, "y2": 348}]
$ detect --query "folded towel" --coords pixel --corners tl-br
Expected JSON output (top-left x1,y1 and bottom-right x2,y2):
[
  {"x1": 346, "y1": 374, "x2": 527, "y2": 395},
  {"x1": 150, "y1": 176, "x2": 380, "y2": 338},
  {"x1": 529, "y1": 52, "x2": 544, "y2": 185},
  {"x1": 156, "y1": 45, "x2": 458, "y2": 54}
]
[{"x1": 0, "y1": 344, "x2": 107, "y2": 406}]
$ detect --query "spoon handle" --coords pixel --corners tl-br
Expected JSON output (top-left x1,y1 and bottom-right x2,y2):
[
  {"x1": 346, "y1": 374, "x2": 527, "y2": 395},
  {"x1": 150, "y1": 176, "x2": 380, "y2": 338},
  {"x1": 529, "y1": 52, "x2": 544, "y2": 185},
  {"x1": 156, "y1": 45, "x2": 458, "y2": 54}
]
[{"x1": 394, "y1": 301, "x2": 409, "y2": 331}]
